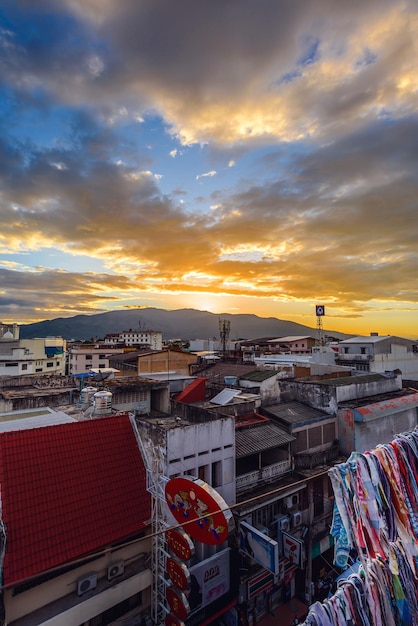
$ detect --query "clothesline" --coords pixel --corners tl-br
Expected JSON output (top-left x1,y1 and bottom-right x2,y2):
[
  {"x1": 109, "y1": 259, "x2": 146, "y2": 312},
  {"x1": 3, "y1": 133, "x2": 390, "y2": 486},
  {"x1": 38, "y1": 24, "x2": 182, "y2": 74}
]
[{"x1": 300, "y1": 428, "x2": 418, "y2": 626}]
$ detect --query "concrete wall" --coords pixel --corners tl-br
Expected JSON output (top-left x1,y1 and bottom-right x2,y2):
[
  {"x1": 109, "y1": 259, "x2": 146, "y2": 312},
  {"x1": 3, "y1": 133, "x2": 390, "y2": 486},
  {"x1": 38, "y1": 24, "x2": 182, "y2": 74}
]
[
  {"x1": 280, "y1": 374, "x2": 402, "y2": 414},
  {"x1": 137, "y1": 351, "x2": 198, "y2": 376},
  {"x1": 337, "y1": 402, "x2": 418, "y2": 455},
  {"x1": 167, "y1": 417, "x2": 236, "y2": 505},
  {"x1": 5, "y1": 539, "x2": 152, "y2": 624}
]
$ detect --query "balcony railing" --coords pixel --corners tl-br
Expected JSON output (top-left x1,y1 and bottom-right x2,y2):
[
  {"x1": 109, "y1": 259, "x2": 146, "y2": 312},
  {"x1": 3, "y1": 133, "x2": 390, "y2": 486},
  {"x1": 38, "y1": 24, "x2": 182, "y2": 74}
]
[
  {"x1": 337, "y1": 353, "x2": 373, "y2": 361},
  {"x1": 294, "y1": 443, "x2": 339, "y2": 470},
  {"x1": 236, "y1": 458, "x2": 292, "y2": 491}
]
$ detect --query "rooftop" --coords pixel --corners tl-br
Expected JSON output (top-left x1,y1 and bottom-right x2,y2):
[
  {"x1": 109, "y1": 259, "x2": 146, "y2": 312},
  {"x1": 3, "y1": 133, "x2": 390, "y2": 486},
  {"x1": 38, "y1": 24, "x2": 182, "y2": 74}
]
[
  {"x1": 0, "y1": 414, "x2": 150, "y2": 585},
  {"x1": 262, "y1": 401, "x2": 331, "y2": 426}
]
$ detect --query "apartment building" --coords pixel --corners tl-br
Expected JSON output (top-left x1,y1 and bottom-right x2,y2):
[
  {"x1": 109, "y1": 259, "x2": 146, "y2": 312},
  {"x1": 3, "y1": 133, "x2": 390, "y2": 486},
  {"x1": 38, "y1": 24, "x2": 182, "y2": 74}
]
[
  {"x1": 336, "y1": 333, "x2": 418, "y2": 379},
  {"x1": 0, "y1": 335, "x2": 66, "y2": 376},
  {"x1": 68, "y1": 343, "x2": 125, "y2": 375},
  {"x1": 104, "y1": 329, "x2": 163, "y2": 350}
]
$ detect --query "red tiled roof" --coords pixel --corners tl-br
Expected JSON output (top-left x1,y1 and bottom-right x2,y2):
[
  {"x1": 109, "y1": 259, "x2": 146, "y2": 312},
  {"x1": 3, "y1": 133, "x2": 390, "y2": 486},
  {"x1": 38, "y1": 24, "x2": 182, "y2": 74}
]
[{"x1": 0, "y1": 415, "x2": 151, "y2": 585}]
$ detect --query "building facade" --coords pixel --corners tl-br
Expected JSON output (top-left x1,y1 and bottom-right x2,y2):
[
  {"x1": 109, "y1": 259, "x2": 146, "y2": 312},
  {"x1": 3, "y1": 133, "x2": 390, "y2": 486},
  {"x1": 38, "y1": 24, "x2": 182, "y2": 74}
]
[
  {"x1": 0, "y1": 336, "x2": 66, "y2": 377},
  {"x1": 0, "y1": 413, "x2": 152, "y2": 626},
  {"x1": 104, "y1": 329, "x2": 163, "y2": 350},
  {"x1": 336, "y1": 333, "x2": 418, "y2": 379}
]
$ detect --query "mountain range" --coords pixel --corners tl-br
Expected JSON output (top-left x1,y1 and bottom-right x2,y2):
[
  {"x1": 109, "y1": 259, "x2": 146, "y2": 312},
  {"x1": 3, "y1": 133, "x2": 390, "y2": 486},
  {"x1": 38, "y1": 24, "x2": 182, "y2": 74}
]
[{"x1": 18, "y1": 308, "x2": 352, "y2": 342}]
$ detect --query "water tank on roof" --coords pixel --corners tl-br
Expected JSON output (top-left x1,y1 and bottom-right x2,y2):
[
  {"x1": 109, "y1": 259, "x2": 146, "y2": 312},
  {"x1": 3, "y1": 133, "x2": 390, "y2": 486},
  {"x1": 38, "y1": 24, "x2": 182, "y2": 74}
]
[
  {"x1": 81, "y1": 386, "x2": 98, "y2": 408},
  {"x1": 224, "y1": 376, "x2": 237, "y2": 385},
  {"x1": 93, "y1": 391, "x2": 113, "y2": 416}
]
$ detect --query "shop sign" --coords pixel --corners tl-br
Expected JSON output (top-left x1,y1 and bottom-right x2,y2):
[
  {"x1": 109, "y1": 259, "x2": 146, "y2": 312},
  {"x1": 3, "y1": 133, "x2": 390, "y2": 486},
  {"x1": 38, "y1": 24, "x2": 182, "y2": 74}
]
[
  {"x1": 239, "y1": 521, "x2": 279, "y2": 576},
  {"x1": 165, "y1": 476, "x2": 234, "y2": 545},
  {"x1": 282, "y1": 532, "x2": 304, "y2": 568},
  {"x1": 189, "y1": 548, "x2": 230, "y2": 612},
  {"x1": 164, "y1": 614, "x2": 185, "y2": 626},
  {"x1": 166, "y1": 557, "x2": 191, "y2": 592},
  {"x1": 166, "y1": 527, "x2": 195, "y2": 561},
  {"x1": 166, "y1": 586, "x2": 190, "y2": 622},
  {"x1": 247, "y1": 568, "x2": 274, "y2": 601}
]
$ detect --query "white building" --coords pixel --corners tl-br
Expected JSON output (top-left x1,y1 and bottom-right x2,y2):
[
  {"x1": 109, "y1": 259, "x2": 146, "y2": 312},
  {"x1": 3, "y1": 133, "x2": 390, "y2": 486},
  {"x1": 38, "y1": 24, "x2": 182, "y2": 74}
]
[
  {"x1": 68, "y1": 344, "x2": 125, "y2": 375},
  {"x1": 104, "y1": 329, "x2": 163, "y2": 350},
  {"x1": 0, "y1": 336, "x2": 66, "y2": 376},
  {"x1": 336, "y1": 333, "x2": 418, "y2": 380}
]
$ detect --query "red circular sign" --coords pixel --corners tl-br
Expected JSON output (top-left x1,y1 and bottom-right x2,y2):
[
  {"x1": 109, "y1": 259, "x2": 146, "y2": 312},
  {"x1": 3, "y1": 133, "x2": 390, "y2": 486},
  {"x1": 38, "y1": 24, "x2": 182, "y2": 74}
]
[
  {"x1": 166, "y1": 557, "x2": 190, "y2": 591},
  {"x1": 166, "y1": 527, "x2": 195, "y2": 561},
  {"x1": 166, "y1": 586, "x2": 190, "y2": 621},
  {"x1": 165, "y1": 476, "x2": 233, "y2": 545},
  {"x1": 165, "y1": 614, "x2": 185, "y2": 626}
]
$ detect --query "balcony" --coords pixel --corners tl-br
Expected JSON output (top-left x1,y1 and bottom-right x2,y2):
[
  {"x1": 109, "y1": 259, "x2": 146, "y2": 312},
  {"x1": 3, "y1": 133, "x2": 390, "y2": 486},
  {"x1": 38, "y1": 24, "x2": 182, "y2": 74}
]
[
  {"x1": 294, "y1": 443, "x2": 339, "y2": 470},
  {"x1": 236, "y1": 458, "x2": 292, "y2": 491},
  {"x1": 337, "y1": 353, "x2": 373, "y2": 361}
]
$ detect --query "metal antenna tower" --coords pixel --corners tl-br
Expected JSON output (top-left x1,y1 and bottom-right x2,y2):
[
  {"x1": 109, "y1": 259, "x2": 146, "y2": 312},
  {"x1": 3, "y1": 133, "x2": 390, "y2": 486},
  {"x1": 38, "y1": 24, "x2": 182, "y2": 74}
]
[
  {"x1": 315, "y1": 305, "x2": 325, "y2": 348},
  {"x1": 219, "y1": 318, "x2": 230, "y2": 361}
]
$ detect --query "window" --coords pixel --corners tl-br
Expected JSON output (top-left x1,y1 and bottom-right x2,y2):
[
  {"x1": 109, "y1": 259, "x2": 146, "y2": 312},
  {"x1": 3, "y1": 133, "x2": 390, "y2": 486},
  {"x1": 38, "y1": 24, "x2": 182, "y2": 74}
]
[
  {"x1": 22, "y1": 364, "x2": 28, "y2": 370},
  {"x1": 360, "y1": 347, "x2": 367, "y2": 354},
  {"x1": 211, "y1": 461, "x2": 222, "y2": 487},
  {"x1": 46, "y1": 362, "x2": 54, "y2": 368}
]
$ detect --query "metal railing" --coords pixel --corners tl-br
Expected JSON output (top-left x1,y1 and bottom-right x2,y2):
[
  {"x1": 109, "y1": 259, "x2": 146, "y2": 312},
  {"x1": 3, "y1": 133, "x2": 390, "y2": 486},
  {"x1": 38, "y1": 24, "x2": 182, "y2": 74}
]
[{"x1": 236, "y1": 458, "x2": 292, "y2": 490}]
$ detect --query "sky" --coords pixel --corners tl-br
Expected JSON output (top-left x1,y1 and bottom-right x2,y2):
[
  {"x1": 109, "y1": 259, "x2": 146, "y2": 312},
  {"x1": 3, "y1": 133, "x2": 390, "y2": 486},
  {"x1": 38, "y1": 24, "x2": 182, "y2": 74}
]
[{"x1": 1, "y1": 0, "x2": 418, "y2": 338}]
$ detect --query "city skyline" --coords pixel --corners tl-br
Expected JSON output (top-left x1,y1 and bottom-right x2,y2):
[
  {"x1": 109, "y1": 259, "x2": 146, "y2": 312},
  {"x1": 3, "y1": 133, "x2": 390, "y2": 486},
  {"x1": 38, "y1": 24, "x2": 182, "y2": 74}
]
[{"x1": 1, "y1": 1, "x2": 418, "y2": 338}]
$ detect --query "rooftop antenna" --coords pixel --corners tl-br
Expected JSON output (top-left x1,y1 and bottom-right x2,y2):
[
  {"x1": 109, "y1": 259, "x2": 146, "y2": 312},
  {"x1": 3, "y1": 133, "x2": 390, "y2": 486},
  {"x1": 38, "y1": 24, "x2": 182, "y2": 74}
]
[
  {"x1": 219, "y1": 318, "x2": 230, "y2": 361},
  {"x1": 315, "y1": 305, "x2": 325, "y2": 348}
]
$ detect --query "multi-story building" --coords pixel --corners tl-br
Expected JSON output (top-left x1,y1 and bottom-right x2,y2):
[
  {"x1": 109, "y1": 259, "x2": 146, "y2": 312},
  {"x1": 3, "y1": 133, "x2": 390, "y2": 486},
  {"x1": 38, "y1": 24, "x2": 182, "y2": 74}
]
[
  {"x1": 0, "y1": 335, "x2": 66, "y2": 376},
  {"x1": 104, "y1": 329, "x2": 163, "y2": 350},
  {"x1": 336, "y1": 333, "x2": 418, "y2": 379},
  {"x1": 0, "y1": 411, "x2": 152, "y2": 625},
  {"x1": 68, "y1": 343, "x2": 125, "y2": 375}
]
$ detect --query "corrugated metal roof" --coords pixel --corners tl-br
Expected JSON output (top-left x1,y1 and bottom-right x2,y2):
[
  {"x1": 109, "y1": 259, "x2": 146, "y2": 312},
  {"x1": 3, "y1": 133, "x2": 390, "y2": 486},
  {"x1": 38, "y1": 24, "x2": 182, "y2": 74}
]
[
  {"x1": 240, "y1": 370, "x2": 277, "y2": 382},
  {"x1": 235, "y1": 422, "x2": 294, "y2": 457},
  {"x1": 263, "y1": 401, "x2": 330, "y2": 425},
  {"x1": 314, "y1": 373, "x2": 389, "y2": 386},
  {"x1": 268, "y1": 336, "x2": 313, "y2": 343}
]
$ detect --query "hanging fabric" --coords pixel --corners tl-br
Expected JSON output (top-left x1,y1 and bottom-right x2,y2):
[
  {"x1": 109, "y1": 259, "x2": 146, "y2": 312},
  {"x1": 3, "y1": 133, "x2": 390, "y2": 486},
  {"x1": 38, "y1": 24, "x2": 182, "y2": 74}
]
[{"x1": 300, "y1": 428, "x2": 418, "y2": 626}]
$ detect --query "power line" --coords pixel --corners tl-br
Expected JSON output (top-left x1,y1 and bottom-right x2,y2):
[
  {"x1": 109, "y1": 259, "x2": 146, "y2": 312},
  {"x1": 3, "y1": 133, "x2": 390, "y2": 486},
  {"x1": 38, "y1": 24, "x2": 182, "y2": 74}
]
[{"x1": 1, "y1": 468, "x2": 330, "y2": 591}]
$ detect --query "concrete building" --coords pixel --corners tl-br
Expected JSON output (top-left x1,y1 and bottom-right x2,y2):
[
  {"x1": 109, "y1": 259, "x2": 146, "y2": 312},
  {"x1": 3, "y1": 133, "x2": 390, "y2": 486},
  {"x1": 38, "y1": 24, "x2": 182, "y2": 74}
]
[
  {"x1": 279, "y1": 372, "x2": 418, "y2": 455},
  {"x1": 135, "y1": 409, "x2": 237, "y2": 625},
  {"x1": 104, "y1": 329, "x2": 163, "y2": 350},
  {"x1": 267, "y1": 336, "x2": 317, "y2": 355},
  {"x1": 262, "y1": 401, "x2": 339, "y2": 471},
  {"x1": 0, "y1": 412, "x2": 152, "y2": 626},
  {"x1": 0, "y1": 335, "x2": 66, "y2": 376},
  {"x1": 68, "y1": 343, "x2": 125, "y2": 375},
  {"x1": 336, "y1": 333, "x2": 418, "y2": 380},
  {"x1": 238, "y1": 369, "x2": 280, "y2": 404}
]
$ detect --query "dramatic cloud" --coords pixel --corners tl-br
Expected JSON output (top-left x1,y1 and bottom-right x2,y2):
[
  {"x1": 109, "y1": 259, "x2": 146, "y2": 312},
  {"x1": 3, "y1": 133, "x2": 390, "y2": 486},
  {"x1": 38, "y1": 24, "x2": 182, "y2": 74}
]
[{"x1": 0, "y1": 0, "x2": 417, "y2": 336}]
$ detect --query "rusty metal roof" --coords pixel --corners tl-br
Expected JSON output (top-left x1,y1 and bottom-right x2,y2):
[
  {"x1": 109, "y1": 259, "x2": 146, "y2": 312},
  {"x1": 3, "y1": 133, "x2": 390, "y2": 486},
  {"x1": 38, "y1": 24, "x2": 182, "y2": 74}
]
[
  {"x1": 262, "y1": 401, "x2": 330, "y2": 425},
  {"x1": 235, "y1": 422, "x2": 294, "y2": 457}
]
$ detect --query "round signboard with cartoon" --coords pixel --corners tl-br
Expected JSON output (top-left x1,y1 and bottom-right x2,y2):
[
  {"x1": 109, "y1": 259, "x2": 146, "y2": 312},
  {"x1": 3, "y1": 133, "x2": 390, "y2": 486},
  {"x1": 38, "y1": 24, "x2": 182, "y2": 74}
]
[{"x1": 165, "y1": 476, "x2": 234, "y2": 545}]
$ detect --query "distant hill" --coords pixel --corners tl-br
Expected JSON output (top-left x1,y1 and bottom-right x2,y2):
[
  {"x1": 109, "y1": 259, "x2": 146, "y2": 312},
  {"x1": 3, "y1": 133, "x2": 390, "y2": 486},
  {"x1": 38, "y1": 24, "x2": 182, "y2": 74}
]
[{"x1": 18, "y1": 308, "x2": 352, "y2": 342}]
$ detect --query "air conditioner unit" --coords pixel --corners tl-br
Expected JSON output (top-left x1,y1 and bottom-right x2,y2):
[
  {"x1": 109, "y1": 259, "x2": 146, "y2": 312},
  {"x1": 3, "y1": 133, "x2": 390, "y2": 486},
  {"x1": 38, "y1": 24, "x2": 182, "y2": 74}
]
[
  {"x1": 108, "y1": 560, "x2": 125, "y2": 581},
  {"x1": 285, "y1": 493, "x2": 299, "y2": 509},
  {"x1": 292, "y1": 511, "x2": 302, "y2": 527},
  {"x1": 77, "y1": 572, "x2": 97, "y2": 596},
  {"x1": 279, "y1": 515, "x2": 290, "y2": 532}
]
